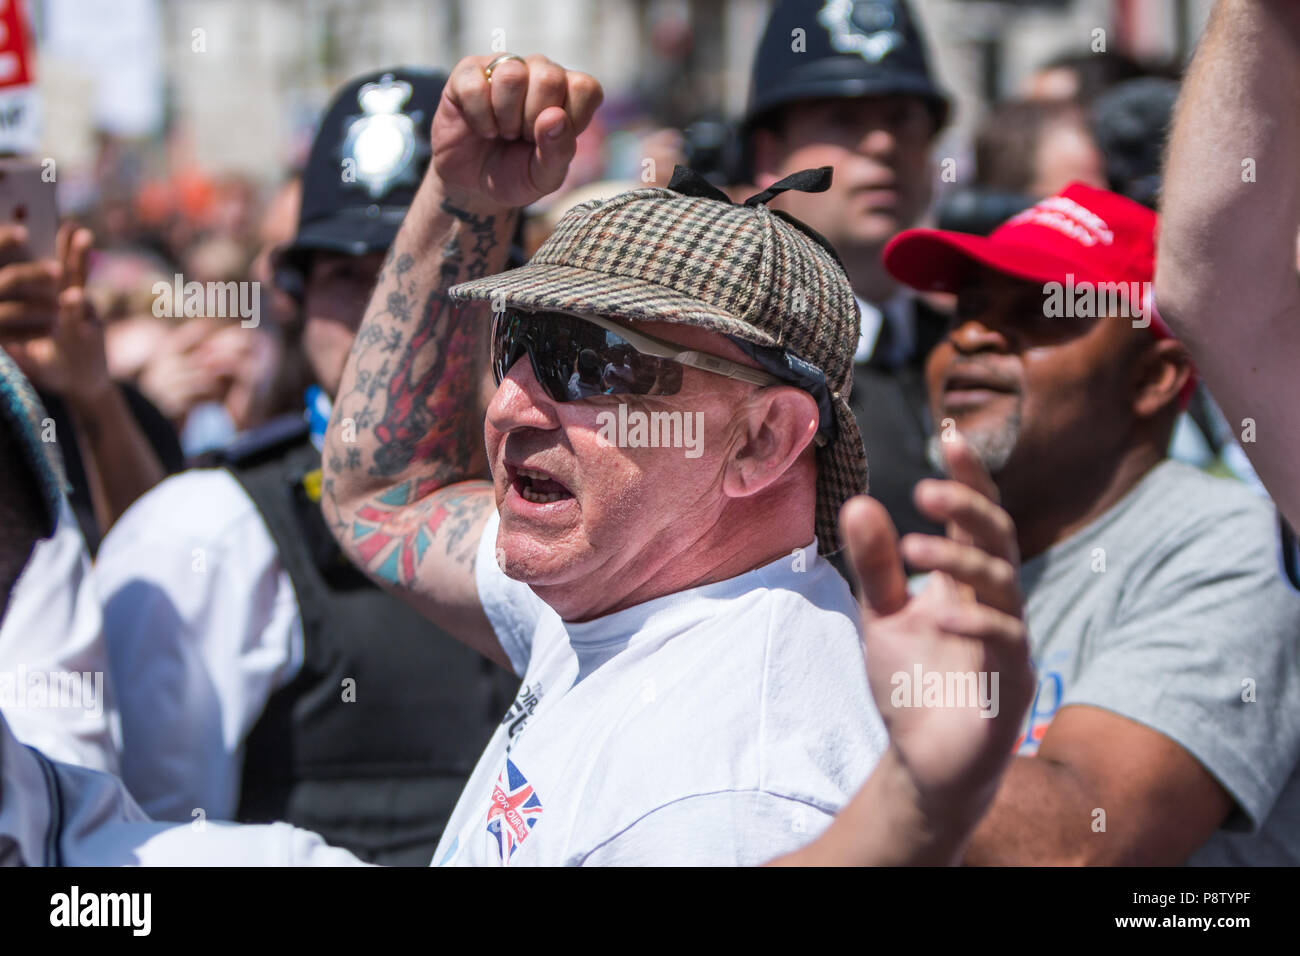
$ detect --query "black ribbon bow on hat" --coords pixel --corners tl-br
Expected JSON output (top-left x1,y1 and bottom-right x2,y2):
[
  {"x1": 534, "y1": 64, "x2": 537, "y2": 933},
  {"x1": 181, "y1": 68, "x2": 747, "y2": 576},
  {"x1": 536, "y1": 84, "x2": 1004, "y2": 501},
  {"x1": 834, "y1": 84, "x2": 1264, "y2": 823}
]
[{"x1": 665, "y1": 165, "x2": 845, "y2": 267}]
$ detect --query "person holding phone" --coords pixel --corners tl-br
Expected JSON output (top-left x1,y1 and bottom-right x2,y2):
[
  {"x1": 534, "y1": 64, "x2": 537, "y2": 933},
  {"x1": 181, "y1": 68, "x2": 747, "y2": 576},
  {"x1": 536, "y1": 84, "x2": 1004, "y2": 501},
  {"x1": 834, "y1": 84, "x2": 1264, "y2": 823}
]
[
  {"x1": 0, "y1": 202, "x2": 176, "y2": 775},
  {"x1": 0, "y1": 160, "x2": 183, "y2": 551}
]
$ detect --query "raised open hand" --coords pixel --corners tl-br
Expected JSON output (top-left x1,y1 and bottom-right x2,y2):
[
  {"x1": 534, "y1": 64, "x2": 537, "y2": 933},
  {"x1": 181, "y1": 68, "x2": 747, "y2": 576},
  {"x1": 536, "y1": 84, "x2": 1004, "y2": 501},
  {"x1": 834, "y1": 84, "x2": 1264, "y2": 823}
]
[{"x1": 848, "y1": 431, "x2": 1035, "y2": 816}]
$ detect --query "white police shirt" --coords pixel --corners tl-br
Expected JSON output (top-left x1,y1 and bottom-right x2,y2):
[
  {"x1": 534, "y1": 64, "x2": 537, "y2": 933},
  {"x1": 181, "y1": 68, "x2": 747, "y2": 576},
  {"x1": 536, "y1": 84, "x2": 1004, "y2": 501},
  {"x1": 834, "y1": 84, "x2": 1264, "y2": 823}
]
[
  {"x1": 0, "y1": 500, "x2": 120, "y2": 774},
  {"x1": 93, "y1": 469, "x2": 304, "y2": 822},
  {"x1": 432, "y1": 511, "x2": 886, "y2": 866}
]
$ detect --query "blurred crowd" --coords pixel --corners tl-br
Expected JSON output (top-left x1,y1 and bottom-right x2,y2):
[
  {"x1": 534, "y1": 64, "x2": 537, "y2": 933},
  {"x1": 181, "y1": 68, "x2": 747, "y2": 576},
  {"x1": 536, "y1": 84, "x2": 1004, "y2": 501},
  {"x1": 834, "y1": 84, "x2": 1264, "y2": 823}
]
[{"x1": 24, "y1": 18, "x2": 1233, "y2": 557}]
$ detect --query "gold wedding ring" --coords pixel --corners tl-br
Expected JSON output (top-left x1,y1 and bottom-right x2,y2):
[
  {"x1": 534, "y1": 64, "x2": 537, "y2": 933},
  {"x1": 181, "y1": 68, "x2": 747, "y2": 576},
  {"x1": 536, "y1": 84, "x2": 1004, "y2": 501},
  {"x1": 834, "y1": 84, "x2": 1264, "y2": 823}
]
[{"x1": 484, "y1": 53, "x2": 525, "y2": 82}]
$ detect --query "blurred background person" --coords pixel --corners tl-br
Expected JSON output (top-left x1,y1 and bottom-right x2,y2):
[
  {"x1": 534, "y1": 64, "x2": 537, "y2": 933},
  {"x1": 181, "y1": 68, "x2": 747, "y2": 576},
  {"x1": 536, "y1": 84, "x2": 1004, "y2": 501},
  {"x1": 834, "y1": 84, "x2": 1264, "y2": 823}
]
[
  {"x1": 740, "y1": 0, "x2": 953, "y2": 542},
  {"x1": 976, "y1": 100, "x2": 1106, "y2": 200},
  {"x1": 935, "y1": 99, "x2": 1105, "y2": 237},
  {"x1": 3, "y1": 222, "x2": 183, "y2": 554},
  {"x1": 1023, "y1": 49, "x2": 1149, "y2": 105},
  {"x1": 884, "y1": 183, "x2": 1300, "y2": 865}
]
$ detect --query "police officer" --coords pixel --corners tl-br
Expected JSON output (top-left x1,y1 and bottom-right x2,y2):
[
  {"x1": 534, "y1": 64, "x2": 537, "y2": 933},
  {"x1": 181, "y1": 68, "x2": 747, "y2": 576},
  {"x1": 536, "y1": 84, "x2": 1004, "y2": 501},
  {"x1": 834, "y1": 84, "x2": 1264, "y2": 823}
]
[
  {"x1": 741, "y1": 0, "x2": 951, "y2": 537},
  {"x1": 94, "y1": 67, "x2": 519, "y2": 866}
]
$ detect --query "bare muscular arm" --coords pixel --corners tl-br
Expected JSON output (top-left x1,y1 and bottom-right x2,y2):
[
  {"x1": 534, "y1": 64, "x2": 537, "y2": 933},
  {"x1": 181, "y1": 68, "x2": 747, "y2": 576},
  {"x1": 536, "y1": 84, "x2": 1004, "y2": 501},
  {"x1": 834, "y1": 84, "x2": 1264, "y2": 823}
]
[{"x1": 1157, "y1": 0, "x2": 1300, "y2": 530}]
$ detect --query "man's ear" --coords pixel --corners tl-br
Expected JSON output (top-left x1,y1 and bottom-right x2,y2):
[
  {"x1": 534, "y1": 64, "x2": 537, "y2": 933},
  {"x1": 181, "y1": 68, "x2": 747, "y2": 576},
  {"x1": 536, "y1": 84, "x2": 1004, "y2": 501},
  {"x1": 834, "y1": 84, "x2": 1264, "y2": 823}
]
[
  {"x1": 721, "y1": 387, "x2": 820, "y2": 501},
  {"x1": 1132, "y1": 336, "x2": 1193, "y2": 419}
]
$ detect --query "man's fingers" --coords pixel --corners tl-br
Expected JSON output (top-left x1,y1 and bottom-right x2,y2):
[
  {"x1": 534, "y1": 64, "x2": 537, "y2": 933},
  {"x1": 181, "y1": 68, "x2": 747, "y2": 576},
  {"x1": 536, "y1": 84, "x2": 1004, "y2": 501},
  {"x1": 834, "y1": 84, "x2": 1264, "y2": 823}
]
[
  {"x1": 487, "y1": 57, "x2": 529, "y2": 140},
  {"x1": 55, "y1": 222, "x2": 73, "y2": 273},
  {"x1": 445, "y1": 54, "x2": 600, "y2": 144},
  {"x1": 522, "y1": 56, "x2": 568, "y2": 140},
  {"x1": 900, "y1": 534, "x2": 1022, "y2": 616},
  {"x1": 0, "y1": 261, "x2": 59, "y2": 301},
  {"x1": 563, "y1": 69, "x2": 603, "y2": 135},
  {"x1": 63, "y1": 227, "x2": 93, "y2": 291},
  {"x1": 0, "y1": 303, "x2": 56, "y2": 339},
  {"x1": 530, "y1": 107, "x2": 576, "y2": 196},
  {"x1": 840, "y1": 495, "x2": 908, "y2": 622},
  {"x1": 939, "y1": 429, "x2": 1000, "y2": 504},
  {"x1": 55, "y1": 223, "x2": 93, "y2": 293},
  {"x1": 933, "y1": 601, "x2": 1028, "y2": 648},
  {"x1": 445, "y1": 56, "x2": 499, "y2": 140},
  {"x1": 59, "y1": 286, "x2": 97, "y2": 327},
  {"x1": 913, "y1": 478, "x2": 1019, "y2": 564}
]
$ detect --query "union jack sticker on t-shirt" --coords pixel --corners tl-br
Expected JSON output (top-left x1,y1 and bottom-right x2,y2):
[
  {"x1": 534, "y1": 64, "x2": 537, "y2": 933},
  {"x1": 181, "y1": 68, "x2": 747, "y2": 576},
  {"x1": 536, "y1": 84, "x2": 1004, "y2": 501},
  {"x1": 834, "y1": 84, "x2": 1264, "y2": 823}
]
[{"x1": 485, "y1": 758, "x2": 544, "y2": 863}]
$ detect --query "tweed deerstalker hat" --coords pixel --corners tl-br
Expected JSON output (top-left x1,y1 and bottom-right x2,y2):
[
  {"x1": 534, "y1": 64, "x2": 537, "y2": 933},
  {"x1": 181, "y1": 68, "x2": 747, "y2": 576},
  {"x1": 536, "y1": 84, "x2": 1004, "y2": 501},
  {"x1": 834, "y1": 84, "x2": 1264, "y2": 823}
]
[{"x1": 449, "y1": 167, "x2": 867, "y2": 555}]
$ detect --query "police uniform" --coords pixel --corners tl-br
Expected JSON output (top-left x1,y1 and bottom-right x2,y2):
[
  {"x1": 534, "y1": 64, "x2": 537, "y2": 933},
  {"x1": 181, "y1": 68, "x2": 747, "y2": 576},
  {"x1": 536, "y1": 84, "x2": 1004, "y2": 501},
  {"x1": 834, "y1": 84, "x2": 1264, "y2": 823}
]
[
  {"x1": 741, "y1": 0, "x2": 952, "y2": 539},
  {"x1": 95, "y1": 68, "x2": 518, "y2": 866}
]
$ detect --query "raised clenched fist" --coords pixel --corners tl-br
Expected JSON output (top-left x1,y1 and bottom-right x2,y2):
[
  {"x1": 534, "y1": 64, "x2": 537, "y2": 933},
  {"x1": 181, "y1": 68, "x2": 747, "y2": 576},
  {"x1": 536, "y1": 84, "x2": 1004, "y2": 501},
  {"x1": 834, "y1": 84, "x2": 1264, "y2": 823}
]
[{"x1": 432, "y1": 54, "x2": 603, "y2": 209}]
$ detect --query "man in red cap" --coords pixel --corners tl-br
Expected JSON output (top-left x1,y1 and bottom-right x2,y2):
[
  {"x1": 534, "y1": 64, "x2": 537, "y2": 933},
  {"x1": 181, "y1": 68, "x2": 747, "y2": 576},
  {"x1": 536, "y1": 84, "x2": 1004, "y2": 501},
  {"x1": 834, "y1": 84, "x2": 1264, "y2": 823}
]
[{"x1": 883, "y1": 182, "x2": 1300, "y2": 865}]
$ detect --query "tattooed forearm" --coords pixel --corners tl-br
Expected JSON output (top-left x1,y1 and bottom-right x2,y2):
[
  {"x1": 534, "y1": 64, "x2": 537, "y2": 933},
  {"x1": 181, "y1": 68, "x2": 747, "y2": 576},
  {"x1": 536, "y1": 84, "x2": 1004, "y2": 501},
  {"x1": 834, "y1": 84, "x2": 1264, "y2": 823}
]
[
  {"x1": 348, "y1": 482, "x2": 494, "y2": 587},
  {"x1": 322, "y1": 177, "x2": 514, "y2": 587},
  {"x1": 369, "y1": 202, "x2": 500, "y2": 473}
]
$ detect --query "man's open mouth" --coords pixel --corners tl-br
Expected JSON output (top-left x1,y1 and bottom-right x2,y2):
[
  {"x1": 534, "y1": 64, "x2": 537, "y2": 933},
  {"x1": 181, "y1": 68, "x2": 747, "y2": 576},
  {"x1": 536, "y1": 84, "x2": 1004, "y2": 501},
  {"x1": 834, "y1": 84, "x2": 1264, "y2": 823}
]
[{"x1": 509, "y1": 464, "x2": 575, "y2": 505}]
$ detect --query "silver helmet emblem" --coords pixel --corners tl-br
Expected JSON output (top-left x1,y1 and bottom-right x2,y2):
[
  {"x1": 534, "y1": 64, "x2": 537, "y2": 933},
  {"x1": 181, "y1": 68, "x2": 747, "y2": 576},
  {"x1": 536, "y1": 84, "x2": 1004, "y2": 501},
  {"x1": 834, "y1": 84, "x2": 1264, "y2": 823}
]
[
  {"x1": 342, "y1": 74, "x2": 419, "y2": 198},
  {"x1": 818, "y1": 0, "x2": 904, "y2": 64}
]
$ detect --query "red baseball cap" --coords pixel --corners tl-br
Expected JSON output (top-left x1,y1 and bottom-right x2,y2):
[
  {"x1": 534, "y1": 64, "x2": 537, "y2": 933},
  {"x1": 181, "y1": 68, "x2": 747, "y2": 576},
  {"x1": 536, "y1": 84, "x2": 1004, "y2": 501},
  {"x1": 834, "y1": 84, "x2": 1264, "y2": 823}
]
[
  {"x1": 886, "y1": 181, "x2": 1155, "y2": 289},
  {"x1": 884, "y1": 181, "x2": 1193, "y2": 401}
]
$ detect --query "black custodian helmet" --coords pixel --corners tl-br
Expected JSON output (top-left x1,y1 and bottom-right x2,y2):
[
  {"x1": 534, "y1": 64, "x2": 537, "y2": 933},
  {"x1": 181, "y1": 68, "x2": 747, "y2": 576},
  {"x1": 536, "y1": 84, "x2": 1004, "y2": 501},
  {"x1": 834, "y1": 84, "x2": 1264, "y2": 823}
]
[
  {"x1": 743, "y1": 0, "x2": 951, "y2": 137},
  {"x1": 274, "y1": 67, "x2": 446, "y2": 299}
]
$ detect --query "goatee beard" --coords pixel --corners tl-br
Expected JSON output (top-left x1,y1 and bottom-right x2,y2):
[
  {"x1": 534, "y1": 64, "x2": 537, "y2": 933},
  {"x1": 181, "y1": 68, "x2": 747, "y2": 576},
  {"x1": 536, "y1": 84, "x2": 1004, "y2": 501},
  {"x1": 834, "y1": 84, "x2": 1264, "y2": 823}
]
[{"x1": 927, "y1": 406, "x2": 1023, "y2": 477}]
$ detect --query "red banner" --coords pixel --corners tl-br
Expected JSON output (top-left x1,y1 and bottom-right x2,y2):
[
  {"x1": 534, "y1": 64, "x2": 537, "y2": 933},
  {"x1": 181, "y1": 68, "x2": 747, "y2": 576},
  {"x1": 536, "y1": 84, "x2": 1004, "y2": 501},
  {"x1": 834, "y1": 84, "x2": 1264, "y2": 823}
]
[{"x1": 0, "y1": 0, "x2": 33, "y2": 89}]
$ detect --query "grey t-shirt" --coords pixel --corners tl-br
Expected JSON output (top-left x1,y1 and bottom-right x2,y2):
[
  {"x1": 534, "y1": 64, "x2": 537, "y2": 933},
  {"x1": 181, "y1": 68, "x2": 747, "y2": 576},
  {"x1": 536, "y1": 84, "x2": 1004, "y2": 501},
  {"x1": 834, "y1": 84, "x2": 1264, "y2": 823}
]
[{"x1": 1018, "y1": 459, "x2": 1300, "y2": 865}]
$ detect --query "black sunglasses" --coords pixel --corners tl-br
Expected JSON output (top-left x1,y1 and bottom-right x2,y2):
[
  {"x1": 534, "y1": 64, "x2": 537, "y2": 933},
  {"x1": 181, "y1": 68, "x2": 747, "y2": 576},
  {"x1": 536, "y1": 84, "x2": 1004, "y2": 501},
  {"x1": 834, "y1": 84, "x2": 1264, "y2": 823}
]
[{"x1": 491, "y1": 309, "x2": 834, "y2": 446}]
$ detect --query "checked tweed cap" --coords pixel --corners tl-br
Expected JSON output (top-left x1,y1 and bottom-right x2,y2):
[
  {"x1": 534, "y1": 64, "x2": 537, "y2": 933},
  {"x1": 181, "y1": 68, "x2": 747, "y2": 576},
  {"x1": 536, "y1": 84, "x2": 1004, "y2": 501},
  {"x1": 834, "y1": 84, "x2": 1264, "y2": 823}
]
[{"x1": 449, "y1": 179, "x2": 867, "y2": 555}]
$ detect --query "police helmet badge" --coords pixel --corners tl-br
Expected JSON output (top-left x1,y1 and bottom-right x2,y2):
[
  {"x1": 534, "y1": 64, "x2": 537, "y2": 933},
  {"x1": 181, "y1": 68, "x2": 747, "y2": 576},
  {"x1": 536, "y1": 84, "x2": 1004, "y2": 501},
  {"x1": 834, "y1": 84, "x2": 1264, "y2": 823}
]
[
  {"x1": 341, "y1": 73, "x2": 423, "y2": 198},
  {"x1": 817, "y1": 0, "x2": 905, "y2": 64}
]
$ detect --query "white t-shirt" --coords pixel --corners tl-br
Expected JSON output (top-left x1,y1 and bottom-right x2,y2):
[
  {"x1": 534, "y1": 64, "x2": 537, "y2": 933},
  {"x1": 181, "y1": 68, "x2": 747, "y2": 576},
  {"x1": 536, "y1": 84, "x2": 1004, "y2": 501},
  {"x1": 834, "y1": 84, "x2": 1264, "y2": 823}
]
[
  {"x1": 433, "y1": 512, "x2": 886, "y2": 866},
  {"x1": 94, "y1": 469, "x2": 305, "y2": 821}
]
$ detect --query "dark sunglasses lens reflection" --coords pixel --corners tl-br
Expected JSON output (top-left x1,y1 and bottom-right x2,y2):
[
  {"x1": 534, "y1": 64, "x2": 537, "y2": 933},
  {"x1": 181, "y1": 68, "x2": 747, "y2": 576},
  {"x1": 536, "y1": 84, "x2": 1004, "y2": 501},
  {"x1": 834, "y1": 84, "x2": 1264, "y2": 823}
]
[{"x1": 492, "y1": 311, "x2": 682, "y2": 402}]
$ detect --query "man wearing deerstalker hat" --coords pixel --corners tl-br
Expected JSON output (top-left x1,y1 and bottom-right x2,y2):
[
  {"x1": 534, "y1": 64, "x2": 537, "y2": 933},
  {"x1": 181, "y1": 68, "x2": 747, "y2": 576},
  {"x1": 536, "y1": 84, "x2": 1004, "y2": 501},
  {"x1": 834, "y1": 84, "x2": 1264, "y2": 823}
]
[{"x1": 322, "y1": 52, "x2": 1031, "y2": 866}]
